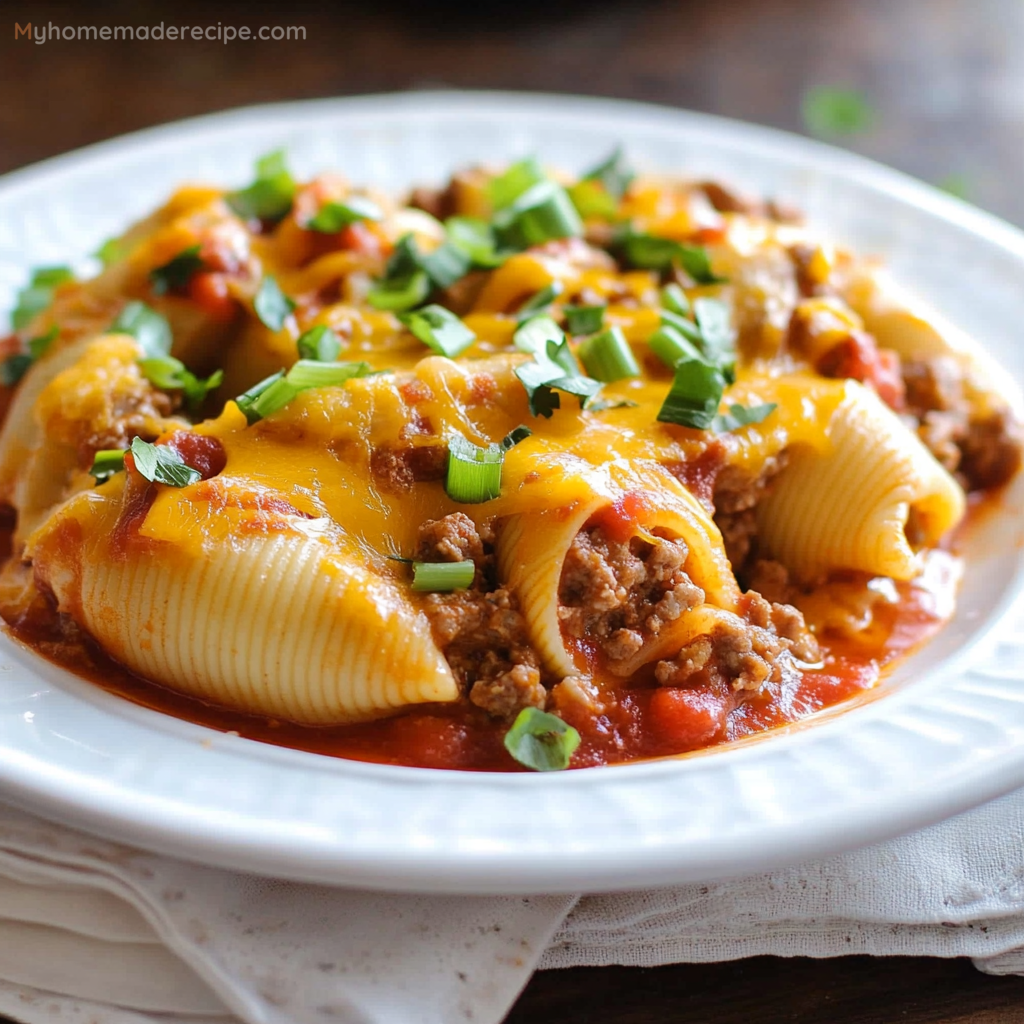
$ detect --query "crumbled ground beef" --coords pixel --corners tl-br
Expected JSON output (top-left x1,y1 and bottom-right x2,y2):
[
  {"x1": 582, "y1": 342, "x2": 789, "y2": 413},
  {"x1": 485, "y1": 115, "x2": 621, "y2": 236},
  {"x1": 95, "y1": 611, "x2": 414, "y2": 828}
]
[
  {"x1": 369, "y1": 443, "x2": 447, "y2": 494},
  {"x1": 417, "y1": 514, "x2": 544, "y2": 717},
  {"x1": 744, "y1": 558, "x2": 796, "y2": 605},
  {"x1": 654, "y1": 591, "x2": 819, "y2": 692},
  {"x1": 557, "y1": 525, "x2": 704, "y2": 671},
  {"x1": 902, "y1": 357, "x2": 1022, "y2": 489},
  {"x1": 712, "y1": 452, "x2": 789, "y2": 571}
]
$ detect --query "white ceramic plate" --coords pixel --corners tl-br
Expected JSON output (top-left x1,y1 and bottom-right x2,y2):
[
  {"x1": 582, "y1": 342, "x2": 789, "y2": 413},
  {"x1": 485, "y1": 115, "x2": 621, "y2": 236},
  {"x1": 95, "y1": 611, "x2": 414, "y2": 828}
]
[{"x1": 2, "y1": 91, "x2": 1024, "y2": 894}]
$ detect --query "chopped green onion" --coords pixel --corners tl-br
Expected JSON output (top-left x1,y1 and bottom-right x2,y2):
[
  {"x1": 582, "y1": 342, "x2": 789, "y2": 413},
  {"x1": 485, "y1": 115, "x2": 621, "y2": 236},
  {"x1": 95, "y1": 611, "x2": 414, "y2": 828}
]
[
  {"x1": 111, "y1": 301, "x2": 172, "y2": 357},
  {"x1": 11, "y1": 266, "x2": 74, "y2": 331},
  {"x1": 90, "y1": 449, "x2": 126, "y2": 483},
  {"x1": 149, "y1": 245, "x2": 205, "y2": 295},
  {"x1": 504, "y1": 706, "x2": 581, "y2": 772},
  {"x1": 445, "y1": 432, "x2": 504, "y2": 503},
  {"x1": 692, "y1": 297, "x2": 735, "y2": 360},
  {"x1": 254, "y1": 276, "x2": 295, "y2": 332},
  {"x1": 516, "y1": 280, "x2": 564, "y2": 318},
  {"x1": 500, "y1": 425, "x2": 532, "y2": 451},
  {"x1": 0, "y1": 354, "x2": 32, "y2": 387},
  {"x1": 94, "y1": 237, "x2": 128, "y2": 268},
  {"x1": 27, "y1": 325, "x2": 58, "y2": 361},
  {"x1": 367, "y1": 235, "x2": 431, "y2": 312},
  {"x1": 367, "y1": 270, "x2": 431, "y2": 312},
  {"x1": 713, "y1": 402, "x2": 777, "y2": 433},
  {"x1": 227, "y1": 149, "x2": 296, "y2": 222},
  {"x1": 399, "y1": 305, "x2": 476, "y2": 358},
  {"x1": 619, "y1": 232, "x2": 724, "y2": 284},
  {"x1": 564, "y1": 304, "x2": 606, "y2": 336},
  {"x1": 411, "y1": 560, "x2": 476, "y2": 592},
  {"x1": 129, "y1": 437, "x2": 201, "y2": 488},
  {"x1": 305, "y1": 196, "x2": 383, "y2": 233},
  {"x1": 568, "y1": 146, "x2": 635, "y2": 219},
  {"x1": 236, "y1": 360, "x2": 374, "y2": 423},
  {"x1": 444, "y1": 216, "x2": 507, "y2": 269},
  {"x1": 660, "y1": 283, "x2": 691, "y2": 318},
  {"x1": 582, "y1": 146, "x2": 634, "y2": 200},
  {"x1": 283, "y1": 359, "x2": 373, "y2": 390},
  {"x1": 137, "y1": 355, "x2": 223, "y2": 413},
  {"x1": 234, "y1": 371, "x2": 285, "y2": 424},
  {"x1": 488, "y1": 158, "x2": 547, "y2": 209},
  {"x1": 657, "y1": 358, "x2": 726, "y2": 430},
  {"x1": 420, "y1": 242, "x2": 472, "y2": 290},
  {"x1": 648, "y1": 325, "x2": 702, "y2": 369},
  {"x1": 296, "y1": 325, "x2": 342, "y2": 362},
  {"x1": 513, "y1": 315, "x2": 564, "y2": 357},
  {"x1": 577, "y1": 325, "x2": 639, "y2": 383},
  {"x1": 494, "y1": 181, "x2": 584, "y2": 248}
]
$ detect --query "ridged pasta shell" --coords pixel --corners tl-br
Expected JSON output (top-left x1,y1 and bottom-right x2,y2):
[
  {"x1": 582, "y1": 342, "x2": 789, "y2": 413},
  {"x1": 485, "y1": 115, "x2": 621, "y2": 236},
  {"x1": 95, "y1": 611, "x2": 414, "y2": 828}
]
[
  {"x1": 27, "y1": 486, "x2": 458, "y2": 725},
  {"x1": 496, "y1": 462, "x2": 740, "y2": 679},
  {"x1": 756, "y1": 381, "x2": 966, "y2": 581}
]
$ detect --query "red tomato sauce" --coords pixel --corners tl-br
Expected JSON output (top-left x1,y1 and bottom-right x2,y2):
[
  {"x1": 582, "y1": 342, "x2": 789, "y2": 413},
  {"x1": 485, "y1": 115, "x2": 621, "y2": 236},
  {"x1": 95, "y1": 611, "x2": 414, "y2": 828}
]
[{"x1": 8, "y1": 555, "x2": 955, "y2": 772}]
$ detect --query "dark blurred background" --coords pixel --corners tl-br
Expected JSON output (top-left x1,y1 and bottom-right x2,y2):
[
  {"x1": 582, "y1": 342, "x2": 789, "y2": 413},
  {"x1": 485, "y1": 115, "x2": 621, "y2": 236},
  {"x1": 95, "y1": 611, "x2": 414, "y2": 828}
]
[{"x1": 2, "y1": 0, "x2": 1023, "y2": 225}]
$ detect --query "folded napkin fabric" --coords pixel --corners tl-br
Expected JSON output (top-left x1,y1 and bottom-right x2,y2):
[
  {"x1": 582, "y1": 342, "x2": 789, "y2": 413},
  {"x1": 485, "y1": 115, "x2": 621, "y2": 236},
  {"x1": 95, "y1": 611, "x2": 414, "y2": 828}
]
[{"x1": 1, "y1": 790, "x2": 1024, "y2": 1024}]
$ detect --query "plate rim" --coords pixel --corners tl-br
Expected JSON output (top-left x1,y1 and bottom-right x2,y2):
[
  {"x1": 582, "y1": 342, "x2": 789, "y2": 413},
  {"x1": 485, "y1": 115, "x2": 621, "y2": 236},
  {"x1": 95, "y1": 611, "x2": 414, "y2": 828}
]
[{"x1": 2, "y1": 89, "x2": 1024, "y2": 893}]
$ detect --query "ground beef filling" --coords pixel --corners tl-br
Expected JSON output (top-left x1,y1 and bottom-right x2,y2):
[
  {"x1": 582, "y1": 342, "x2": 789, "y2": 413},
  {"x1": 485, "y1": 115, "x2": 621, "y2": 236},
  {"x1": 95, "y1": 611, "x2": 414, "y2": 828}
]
[
  {"x1": 557, "y1": 525, "x2": 704, "y2": 670},
  {"x1": 416, "y1": 513, "x2": 545, "y2": 718},
  {"x1": 712, "y1": 452, "x2": 789, "y2": 574},
  {"x1": 654, "y1": 592, "x2": 820, "y2": 692},
  {"x1": 902, "y1": 356, "x2": 1021, "y2": 490}
]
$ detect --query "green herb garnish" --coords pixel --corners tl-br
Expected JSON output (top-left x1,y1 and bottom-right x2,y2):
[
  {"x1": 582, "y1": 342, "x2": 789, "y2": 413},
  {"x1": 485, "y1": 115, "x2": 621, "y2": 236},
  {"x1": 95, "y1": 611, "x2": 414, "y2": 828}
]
[
  {"x1": 111, "y1": 301, "x2": 173, "y2": 357},
  {"x1": 504, "y1": 706, "x2": 581, "y2": 772},
  {"x1": 137, "y1": 356, "x2": 223, "y2": 413},
  {"x1": 656, "y1": 358, "x2": 727, "y2": 430},
  {"x1": 296, "y1": 325, "x2": 342, "y2": 362},
  {"x1": 306, "y1": 196, "x2": 383, "y2": 233},
  {"x1": 129, "y1": 437, "x2": 201, "y2": 488},
  {"x1": 11, "y1": 266, "x2": 74, "y2": 331},
  {"x1": 712, "y1": 402, "x2": 778, "y2": 433},
  {"x1": 399, "y1": 305, "x2": 476, "y2": 358},
  {"x1": 227, "y1": 149, "x2": 297, "y2": 222},
  {"x1": 149, "y1": 246, "x2": 205, "y2": 295},
  {"x1": 254, "y1": 276, "x2": 296, "y2": 331},
  {"x1": 619, "y1": 232, "x2": 724, "y2": 284},
  {"x1": 89, "y1": 449, "x2": 126, "y2": 483},
  {"x1": 563, "y1": 304, "x2": 606, "y2": 335}
]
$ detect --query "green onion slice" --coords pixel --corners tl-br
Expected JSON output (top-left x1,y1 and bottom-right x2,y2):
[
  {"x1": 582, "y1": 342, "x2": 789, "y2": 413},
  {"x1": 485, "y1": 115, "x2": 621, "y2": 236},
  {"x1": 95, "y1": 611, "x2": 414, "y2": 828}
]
[
  {"x1": 305, "y1": 195, "x2": 383, "y2": 233},
  {"x1": 445, "y1": 432, "x2": 504, "y2": 503},
  {"x1": 660, "y1": 283, "x2": 691, "y2": 318},
  {"x1": 399, "y1": 305, "x2": 476, "y2": 358},
  {"x1": 516, "y1": 280, "x2": 564, "y2": 318},
  {"x1": 493, "y1": 181, "x2": 584, "y2": 248},
  {"x1": 713, "y1": 402, "x2": 777, "y2": 433},
  {"x1": 504, "y1": 706, "x2": 581, "y2": 772},
  {"x1": 129, "y1": 437, "x2": 201, "y2": 488},
  {"x1": 235, "y1": 360, "x2": 374, "y2": 424},
  {"x1": 501, "y1": 425, "x2": 532, "y2": 451},
  {"x1": 90, "y1": 449, "x2": 126, "y2": 483},
  {"x1": 577, "y1": 325, "x2": 640, "y2": 383},
  {"x1": 27, "y1": 325, "x2": 59, "y2": 361},
  {"x1": 444, "y1": 216, "x2": 508, "y2": 269},
  {"x1": 488, "y1": 158, "x2": 548, "y2": 209},
  {"x1": 656, "y1": 358, "x2": 726, "y2": 430},
  {"x1": 367, "y1": 270, "x2": 431, "y2": 312},
  {"x1": 227, "y1": 149, "x2": 296, "y2": 222},
  {"x1": 420, "y1": 242, "x2": 472, "y2": 290},
  {"x1": 138, "y1": 355, "x2": 223, "y2": 413},
  {"x1": 149, "y1": 246, "x2": 205, "y2": 295},
  {"x1": 296, "y1": 325, "x2": 342, "y2": 362},
  {"x1": 564, "y1": 304, "x2": 606, "y2": 335},
  {"x1": 513, "y1": 315, "x2": 564, "y2": 357},
  {"x1": 693, "y1": 297, "x2": 735, "y2": 360},
  {"x1": 619, "y1": 232, "x2": 725, "y2": 285},
  {"x1": 648, "y1": 325, "x2": 703, "y2": 369},
  {"x1": 254, "y1": 276, "x2": 296, "y2": 331},
  {"x1": 12, "y1": 266, "x2": 74, "y2": 331},
  {"x1": 411, "y1": 560, "x2": 476, "y2": 592},
  {"x1": 94, "y1": 237, "x2": 128, "y2": 268},
  {"x1": 111, "y1": 301, "x2": 173, "y2": 357}
]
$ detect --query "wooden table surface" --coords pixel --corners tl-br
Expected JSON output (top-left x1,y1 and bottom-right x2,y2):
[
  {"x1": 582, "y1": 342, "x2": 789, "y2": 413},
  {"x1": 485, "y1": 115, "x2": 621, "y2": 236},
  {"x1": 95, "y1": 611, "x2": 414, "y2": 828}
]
[{"x1": 4, "y1": 1, "x2": 1024, "y2": 1021}]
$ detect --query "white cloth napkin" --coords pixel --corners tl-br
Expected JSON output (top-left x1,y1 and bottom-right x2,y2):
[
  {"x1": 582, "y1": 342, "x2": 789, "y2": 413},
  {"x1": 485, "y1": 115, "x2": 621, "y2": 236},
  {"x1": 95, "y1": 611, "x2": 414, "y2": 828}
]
[{"x1": 1, "y1": 790, "x2": 1024, "y2": 1024}]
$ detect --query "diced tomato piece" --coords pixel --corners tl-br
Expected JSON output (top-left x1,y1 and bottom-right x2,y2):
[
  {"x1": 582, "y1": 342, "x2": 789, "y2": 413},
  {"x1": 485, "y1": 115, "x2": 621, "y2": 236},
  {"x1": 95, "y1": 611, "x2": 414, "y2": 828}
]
[
  {"x1": 187, "y1": 272, "x2": 237, "y2": 322},
  {"x1": 338, "y1": 221, "x2": 382, "y2": 258},
  {"x1": 649, "y1": 686, "x2": 727, "y2": 750},
  {"x1": 816, "y1": 333, "x2": 905, "y2": 411},
  {"x1": 593, "y1": 490, "x2": 652, "y2": 544}
]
